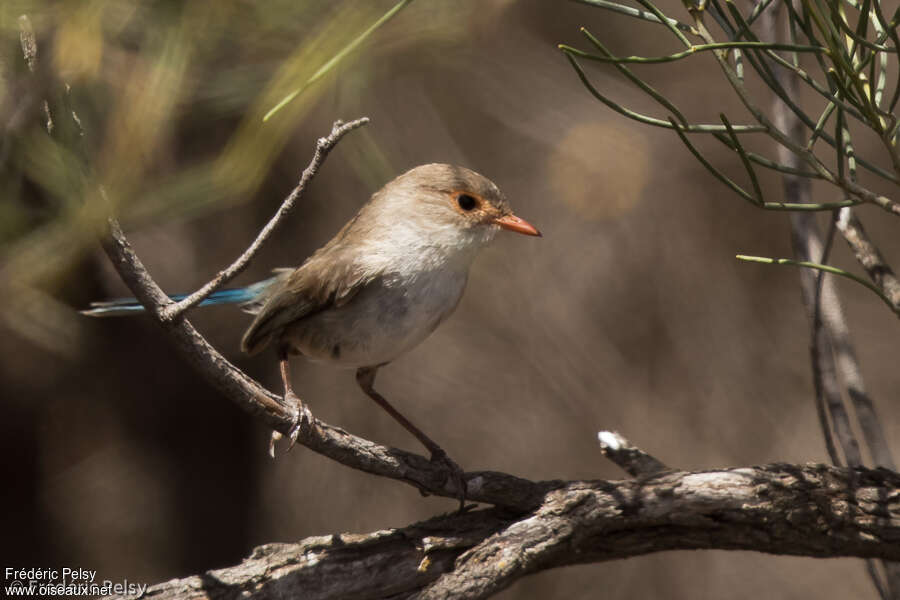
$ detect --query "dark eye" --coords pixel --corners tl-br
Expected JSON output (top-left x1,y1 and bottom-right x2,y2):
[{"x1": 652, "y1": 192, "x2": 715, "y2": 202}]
[{"x1": 457, "y1": 194, "x2": 477, "y2": 211}]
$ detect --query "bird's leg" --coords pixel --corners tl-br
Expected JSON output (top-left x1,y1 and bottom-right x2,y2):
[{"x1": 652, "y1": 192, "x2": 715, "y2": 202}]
[
  {"x1": 269, "y1": 348, "x2": 307, "y2": 457},
  {"x1": 355, "y1": 366, "x2": 468, "y2": 509}
]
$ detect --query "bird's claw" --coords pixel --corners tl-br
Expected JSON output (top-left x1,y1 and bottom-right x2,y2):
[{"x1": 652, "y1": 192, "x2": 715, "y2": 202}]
[
  {"x1": 430, "y1": 448, "x2": 469, "y2": 512},
  {"x1": 269, "y1": 391, "x2": 308, "y2": 458}
]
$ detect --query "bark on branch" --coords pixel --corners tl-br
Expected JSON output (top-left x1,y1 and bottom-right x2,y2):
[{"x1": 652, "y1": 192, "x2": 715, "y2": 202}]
[{"x1": 109, "y1": 463, "x2": 900, "y2": 600}]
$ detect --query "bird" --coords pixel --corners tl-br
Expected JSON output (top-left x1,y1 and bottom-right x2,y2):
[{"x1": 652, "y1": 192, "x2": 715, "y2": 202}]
[{"x1": 83, "y1": 163, "x2": 541, "y2": 504}]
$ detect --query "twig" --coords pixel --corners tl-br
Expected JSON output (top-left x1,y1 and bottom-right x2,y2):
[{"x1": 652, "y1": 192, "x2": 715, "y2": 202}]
[
  {"x1": 669, "y1": 117, "x2": 758, "y2": 204},
  {"x1": 597, "y1": 430, "x2": 669, "y2": 477},
  {"x1": 157, "y1": 118, "x2": 370, "y2": 322},
  {"x1": 736, "y1": 255, "x2": 899, "y2": 312},
  {"x1": 568, "y1": 0, "x2": 697, "y2": 33},
  {"x1": 262, "y1": 0, "x2": 415, "y2": 122},
  {"x1": 834, "y1": 208, "x2": 900, "y2": 317},
  {"x1": 844, "y1": 179, "x2": 900, "y2": 217},
  {"x1": 721, "y1": 112, "x2": 764, "y2": 204},
  {"x1": 561, "y1": 39, "x2": 826, "y2": 63},
  {"x1": 560, "y1": 50, "x2": 767, "y2": 133}
]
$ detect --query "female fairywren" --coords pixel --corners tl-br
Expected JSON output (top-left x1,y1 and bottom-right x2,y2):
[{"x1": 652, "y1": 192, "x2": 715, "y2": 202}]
[{"x1": 85, "y1": 163, "x2": 541, "y2": 502}]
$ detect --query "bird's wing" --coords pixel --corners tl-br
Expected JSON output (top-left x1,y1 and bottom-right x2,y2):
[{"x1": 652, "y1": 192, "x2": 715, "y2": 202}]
[{"x1": 239, "y1": 247, "x2": 372, "y2": 356}]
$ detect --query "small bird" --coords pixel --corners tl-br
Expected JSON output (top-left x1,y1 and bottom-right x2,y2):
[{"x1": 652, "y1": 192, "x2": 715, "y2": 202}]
[{"x1": 84, "y1": 163, "x2": 541, "y2": 501}]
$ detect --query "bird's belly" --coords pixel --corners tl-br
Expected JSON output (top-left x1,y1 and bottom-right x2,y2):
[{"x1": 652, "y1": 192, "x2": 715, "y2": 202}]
[{"x1": 283, "y1": 271, "x2": 466, "y2": 368}]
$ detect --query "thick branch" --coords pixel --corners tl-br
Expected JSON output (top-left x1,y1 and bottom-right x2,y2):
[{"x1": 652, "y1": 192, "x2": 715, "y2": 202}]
[{"x1": 107, "y1": 463, "x2": 900, "y2": 600}]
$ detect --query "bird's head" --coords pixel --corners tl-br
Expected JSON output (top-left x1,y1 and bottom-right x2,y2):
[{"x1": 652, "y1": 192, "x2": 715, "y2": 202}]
[{"x1": 371, "y1": 164, "x2": 540, "y2": 254}]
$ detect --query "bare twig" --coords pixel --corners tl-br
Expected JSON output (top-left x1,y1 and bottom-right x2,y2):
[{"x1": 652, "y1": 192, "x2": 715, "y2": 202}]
[
  {"x1": 736, "y1": 254, "x2": 900, "y2": 313},
  {"x1": 844, "y1": 180, "x2": 900, "y2": 217},
  {"x1": 835, "y1": 208, "x2": 900, "y2": 313},
  {"x1": 570, "y1": 0, "x2": 697, "y2": 33},
  {"x1": 157, "y1": 117, "x2": 370, "y2": 322},
  {"x1": 597, "y1": 430, "x2": 669, "y2": 477}
]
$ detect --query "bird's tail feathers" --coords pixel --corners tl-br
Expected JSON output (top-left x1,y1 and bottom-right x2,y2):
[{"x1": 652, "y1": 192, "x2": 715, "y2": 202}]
[{"x1": 81, "y1": 281, "x2": 271, "y2": 317}]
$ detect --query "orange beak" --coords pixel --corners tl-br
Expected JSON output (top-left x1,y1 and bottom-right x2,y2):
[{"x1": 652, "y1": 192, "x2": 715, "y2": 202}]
[{"x1": 494, "y1": 214, "x2": 542, "y2": 237}]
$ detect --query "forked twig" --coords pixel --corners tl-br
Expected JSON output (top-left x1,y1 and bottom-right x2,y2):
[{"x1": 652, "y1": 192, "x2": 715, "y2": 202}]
[{"x1": 157, "y1": 118, "x2": 370, "y2": 322}]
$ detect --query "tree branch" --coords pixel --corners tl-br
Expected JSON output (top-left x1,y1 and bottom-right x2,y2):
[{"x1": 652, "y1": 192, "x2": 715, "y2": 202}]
[
  {"x1": 835, "y1": 208, "x2": 900, "y2": 314},
  {"x1": 107, "y1": 463, "x2": 900, "y2": 600},
  {"x1": 597, "y1": 430, "x2": 670, "y2": 477}
]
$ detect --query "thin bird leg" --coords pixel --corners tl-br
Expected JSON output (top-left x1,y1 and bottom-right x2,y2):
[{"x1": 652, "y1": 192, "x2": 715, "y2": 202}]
[
  {"x1": 356, "y1": 366, "x2": 468, "y2": 509},
  {"x1": 269, "y1": 349, "x2": 305, "y2": 457},
  {"x1": 280, "y1": 356, "x2": 299, "y2": 404}
]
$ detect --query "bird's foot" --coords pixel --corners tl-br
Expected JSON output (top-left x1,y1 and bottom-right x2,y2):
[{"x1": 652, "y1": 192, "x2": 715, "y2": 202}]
[
  {"x1": 429, "y1": 448, "x2": 471, "y2": 512},
  {"x1": 269, "y1": 391, "x2": 310, "y2": 458}
]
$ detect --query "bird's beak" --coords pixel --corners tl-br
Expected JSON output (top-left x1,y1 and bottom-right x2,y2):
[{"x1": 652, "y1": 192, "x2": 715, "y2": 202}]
[{"x1": 494, "y1": 214, "x2": 542, "y2": 237}]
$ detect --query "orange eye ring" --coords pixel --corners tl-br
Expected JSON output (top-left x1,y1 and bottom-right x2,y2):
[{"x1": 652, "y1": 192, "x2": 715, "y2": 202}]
[{"x1": 456, "y1": 193, "x2": 478, "y2": 211}]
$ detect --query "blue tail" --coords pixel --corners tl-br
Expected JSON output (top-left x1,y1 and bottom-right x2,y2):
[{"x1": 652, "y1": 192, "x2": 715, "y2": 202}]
[{"x1": 82, "y1": 279, "x2": 272, "y2": 317}]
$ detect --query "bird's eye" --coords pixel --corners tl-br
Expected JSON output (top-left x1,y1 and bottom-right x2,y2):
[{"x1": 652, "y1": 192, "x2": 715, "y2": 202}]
[{"x1": 457, "y1": 194, "x2": 478, "y2": 211}]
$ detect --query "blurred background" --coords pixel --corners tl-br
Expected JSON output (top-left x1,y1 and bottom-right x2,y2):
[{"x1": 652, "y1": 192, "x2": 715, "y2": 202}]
[{"x1": 1, "y1": 0, "x2": 898, "y2": 598}]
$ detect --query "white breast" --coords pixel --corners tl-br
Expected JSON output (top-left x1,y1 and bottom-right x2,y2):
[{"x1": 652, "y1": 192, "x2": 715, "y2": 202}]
[
  {"x1": 283, "y1": 216, "x2": 493, "y2": 368},
  {"x1": 284, "y1": 266, "x2": 469, "y2": 368}
]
